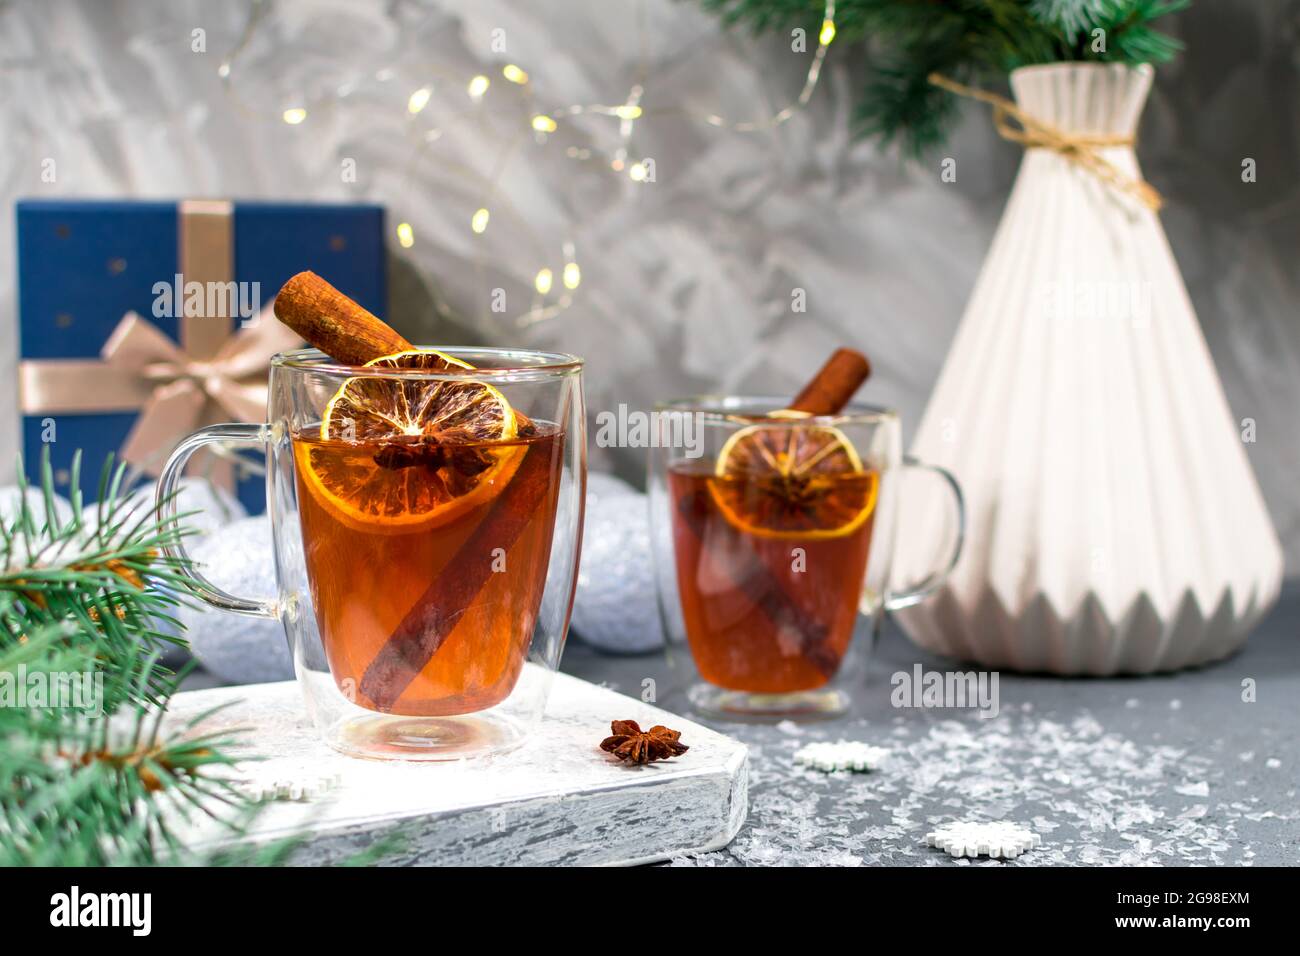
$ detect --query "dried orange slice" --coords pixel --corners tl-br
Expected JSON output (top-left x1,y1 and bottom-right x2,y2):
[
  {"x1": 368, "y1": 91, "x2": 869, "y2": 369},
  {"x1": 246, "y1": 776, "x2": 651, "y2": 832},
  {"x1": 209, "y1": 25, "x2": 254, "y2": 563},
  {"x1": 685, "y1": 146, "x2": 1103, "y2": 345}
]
[
  {"x1": 710, "y1": 413, "x2": 877, "y2": 539},
  {"x1": 300, "y1": 349, "x2": 522, "y2": 533}
]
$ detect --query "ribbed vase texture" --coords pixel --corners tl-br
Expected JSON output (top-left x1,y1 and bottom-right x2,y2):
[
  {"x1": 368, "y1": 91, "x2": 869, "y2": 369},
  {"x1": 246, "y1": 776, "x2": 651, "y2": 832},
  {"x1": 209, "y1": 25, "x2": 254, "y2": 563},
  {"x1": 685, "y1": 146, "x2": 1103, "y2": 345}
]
[{"x1": 895, "y1": 63, "x2": 1283, "y2": 675}]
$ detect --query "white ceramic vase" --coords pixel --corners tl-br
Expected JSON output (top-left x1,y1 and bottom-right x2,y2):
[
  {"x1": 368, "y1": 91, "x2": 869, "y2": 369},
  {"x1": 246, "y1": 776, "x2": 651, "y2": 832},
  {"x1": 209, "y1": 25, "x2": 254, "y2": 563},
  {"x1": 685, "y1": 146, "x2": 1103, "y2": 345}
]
[{"x1": 894, "y1": 63, "x2": 1283, "y2": 675}]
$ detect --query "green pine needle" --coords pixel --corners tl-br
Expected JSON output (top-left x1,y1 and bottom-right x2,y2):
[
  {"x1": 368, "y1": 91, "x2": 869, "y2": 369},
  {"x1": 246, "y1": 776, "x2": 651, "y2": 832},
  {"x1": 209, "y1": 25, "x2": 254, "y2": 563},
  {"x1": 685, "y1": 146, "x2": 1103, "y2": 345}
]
[
  {"x1": 0, "y1": 449, "x2": 264, "y2": 866},
  {"x1": 696, "y1": 0, "x2": 1189, "y2": 154}
]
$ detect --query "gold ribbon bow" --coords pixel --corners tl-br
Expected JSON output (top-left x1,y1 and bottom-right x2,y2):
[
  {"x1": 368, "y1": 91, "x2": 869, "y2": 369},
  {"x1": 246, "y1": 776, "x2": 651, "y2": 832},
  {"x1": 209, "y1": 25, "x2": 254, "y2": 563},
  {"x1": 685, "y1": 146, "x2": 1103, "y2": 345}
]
[
  {"x1": 20, "y1": 306, "x2": 300, "y2": 476},
  {"x1": 19, "y1": 200, "x2": 304, "y2": 484},
  {"x1": 106, "y1": 306, "x2": 300, "y2": 473},
  {"x1": 928, "y1": 73, "x2": 1163, "y2": 212}
]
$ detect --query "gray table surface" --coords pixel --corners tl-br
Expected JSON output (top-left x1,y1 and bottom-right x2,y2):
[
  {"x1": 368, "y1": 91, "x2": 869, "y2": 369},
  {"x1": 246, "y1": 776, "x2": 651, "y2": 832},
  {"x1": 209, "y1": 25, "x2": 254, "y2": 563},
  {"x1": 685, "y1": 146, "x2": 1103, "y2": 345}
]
[
  {"x1": 562, "y1": 584, "x2": 1300, "y2": 867},
  {"x1": 181, "y1": 586, "x2": 1298, "y2": 866}
]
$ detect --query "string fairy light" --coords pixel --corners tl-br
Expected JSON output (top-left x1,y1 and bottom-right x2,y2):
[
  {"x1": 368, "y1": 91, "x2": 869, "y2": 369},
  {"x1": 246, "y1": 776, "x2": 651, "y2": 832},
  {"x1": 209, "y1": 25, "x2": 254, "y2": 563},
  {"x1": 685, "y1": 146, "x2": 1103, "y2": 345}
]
[
  {"x1": 563, "y1": 261, "x2": 582, "y2": 291},
  {"x1": 407, "y1": 86, "x2": 432, "y2": 114},
  {"x1": 217, "y1": 0, "x2": 839, "y2": 328},
  {"x1": 702, "y1": 0, "x2": 837, "y2": 131}
]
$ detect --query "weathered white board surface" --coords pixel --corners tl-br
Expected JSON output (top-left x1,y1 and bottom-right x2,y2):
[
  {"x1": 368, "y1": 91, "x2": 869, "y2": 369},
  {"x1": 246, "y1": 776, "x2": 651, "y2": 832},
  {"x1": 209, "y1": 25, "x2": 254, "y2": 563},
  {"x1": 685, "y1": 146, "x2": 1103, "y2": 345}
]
[{"x1": 166, "y1": 673, "x2": 748, "y2": 866}]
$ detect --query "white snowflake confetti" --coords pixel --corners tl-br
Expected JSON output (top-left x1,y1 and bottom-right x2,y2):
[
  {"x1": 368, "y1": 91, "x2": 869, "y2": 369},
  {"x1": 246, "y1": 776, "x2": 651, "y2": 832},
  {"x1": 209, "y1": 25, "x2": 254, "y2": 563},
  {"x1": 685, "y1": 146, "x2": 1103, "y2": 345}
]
[
  {"x1": 794, "y1": 740, "x2": 891, "y2": 773},
  {"x1": 672, "y1": 705, "x2": 1292, "y2": 868},
  {"x1": 926, "y1": 821, "x2": 1041, "y2": 859},
  {"x1": 242, "y1": 772, "x2": 342, "y2": 803}
]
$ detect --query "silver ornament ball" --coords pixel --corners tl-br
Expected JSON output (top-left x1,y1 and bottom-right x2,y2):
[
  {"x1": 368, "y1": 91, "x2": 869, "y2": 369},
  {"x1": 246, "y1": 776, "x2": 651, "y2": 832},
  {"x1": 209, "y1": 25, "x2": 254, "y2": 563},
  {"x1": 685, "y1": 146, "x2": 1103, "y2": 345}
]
[
  {"x1": 572, "y1": 473, "x2": 663, "y2": 654},
  {"x1": 179, "y1": 514, "x2": 292, "y2": 684}
]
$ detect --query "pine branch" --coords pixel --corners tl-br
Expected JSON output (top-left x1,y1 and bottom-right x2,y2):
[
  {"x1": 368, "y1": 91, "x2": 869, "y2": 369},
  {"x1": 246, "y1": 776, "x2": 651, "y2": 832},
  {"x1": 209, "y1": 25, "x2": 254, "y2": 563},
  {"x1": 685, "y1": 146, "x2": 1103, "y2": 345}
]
[
  {"x1": 0, "y1": 449, "x2": 266, "y2": 866},
  {"x1": 1031, "y1": 0, "x2": 1114, "y2": 43},
  {"x1": 695, "y1": 0, "x2": 1190, "y2": 153},
  {"x1": 1, "y1": 452, "x2": 194, "y2": 707}
]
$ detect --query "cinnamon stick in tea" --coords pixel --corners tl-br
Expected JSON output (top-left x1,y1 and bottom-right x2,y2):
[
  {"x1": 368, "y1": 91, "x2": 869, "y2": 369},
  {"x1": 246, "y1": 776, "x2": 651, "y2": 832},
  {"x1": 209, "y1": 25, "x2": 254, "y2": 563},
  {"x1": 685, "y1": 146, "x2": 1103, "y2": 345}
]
[
  {"x1": 675, "y1": 347, "x2": 873, "y2": 678},
  {"x1": 359, "y1": 440, "x2": 560, "y2": 709},
  {"x1": 275, "y1": 271, "x2": 415, "y2": 365},
  {"x1": 272, "y1": 270, "x2": 551, "y2": 708},
  {"x1": 274, "y1": 270, "x2": 535, "y2": 434},
  {"x1": 787, "y1": 348, "x2": 871, "y2": 416},
  {"x1": 674, "y1": 487, "x2": 841, "y2": 678}
]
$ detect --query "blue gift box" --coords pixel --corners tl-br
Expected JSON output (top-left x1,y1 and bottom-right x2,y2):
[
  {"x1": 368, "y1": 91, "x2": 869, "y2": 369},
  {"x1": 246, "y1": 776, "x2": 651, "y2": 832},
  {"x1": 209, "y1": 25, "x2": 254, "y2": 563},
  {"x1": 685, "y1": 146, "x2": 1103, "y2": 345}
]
[{"x1": 16, "y1": 199, "x2": 386, "y2": 512}]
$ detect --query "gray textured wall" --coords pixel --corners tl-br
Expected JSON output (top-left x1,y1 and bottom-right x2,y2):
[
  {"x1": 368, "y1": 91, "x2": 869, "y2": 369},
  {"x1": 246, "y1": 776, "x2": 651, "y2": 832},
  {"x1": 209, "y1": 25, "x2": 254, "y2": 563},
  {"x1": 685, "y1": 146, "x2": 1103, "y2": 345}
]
[{"x1": 1, "y1": 0, "x2": 1296, "y2": 571}]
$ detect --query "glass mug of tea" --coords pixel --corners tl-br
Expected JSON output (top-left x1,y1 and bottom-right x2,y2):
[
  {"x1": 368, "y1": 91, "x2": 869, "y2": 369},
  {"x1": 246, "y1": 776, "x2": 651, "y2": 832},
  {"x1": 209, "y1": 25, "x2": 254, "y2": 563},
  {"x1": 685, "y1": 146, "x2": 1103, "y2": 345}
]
[
  {"x1": 648, "y1": 396, "x2": 963, "y2": 718},
  {"x1": 158, "y1": 347, "x2": 585, "y2": 760}
]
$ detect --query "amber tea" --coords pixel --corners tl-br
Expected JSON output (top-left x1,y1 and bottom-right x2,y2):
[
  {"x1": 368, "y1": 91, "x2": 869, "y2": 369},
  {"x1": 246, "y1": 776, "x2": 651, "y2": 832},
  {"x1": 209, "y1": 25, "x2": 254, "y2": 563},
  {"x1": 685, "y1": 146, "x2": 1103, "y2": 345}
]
[
  {"x1": 290, "y1": 349, "x2": 564, "y2": 717},
  {"x1": 668, "y1": 422, "x2": 878, "y2": 694},
  {"x1": 294, "y1": 426, "x2": 563, "y2": 716}
]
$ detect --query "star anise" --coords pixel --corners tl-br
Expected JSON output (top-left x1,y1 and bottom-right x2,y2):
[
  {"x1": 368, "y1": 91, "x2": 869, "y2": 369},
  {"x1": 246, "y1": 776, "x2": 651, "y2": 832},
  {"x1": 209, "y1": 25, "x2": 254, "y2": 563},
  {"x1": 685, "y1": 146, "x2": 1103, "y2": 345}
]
[
  {"x1": 373, "y1": 429, "x2": 496, "y2": 485},
  {"x1": 756, "y1": 471, "x2": 833, "y2": 517},
  {"x1": 599, "y1": 719, "x2": 689, "y2": 765}
]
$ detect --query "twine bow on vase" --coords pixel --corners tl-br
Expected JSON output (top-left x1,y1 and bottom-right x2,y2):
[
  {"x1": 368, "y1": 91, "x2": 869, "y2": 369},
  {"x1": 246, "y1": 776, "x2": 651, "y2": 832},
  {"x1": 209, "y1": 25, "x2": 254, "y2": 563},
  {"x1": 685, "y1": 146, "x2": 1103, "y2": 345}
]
[
  {"x1": 928, "y1": 72, "x2": 1163, "y2": 211},
  {"x1": 896, "y1": 63, "x2": 1283, "y2": 676}
]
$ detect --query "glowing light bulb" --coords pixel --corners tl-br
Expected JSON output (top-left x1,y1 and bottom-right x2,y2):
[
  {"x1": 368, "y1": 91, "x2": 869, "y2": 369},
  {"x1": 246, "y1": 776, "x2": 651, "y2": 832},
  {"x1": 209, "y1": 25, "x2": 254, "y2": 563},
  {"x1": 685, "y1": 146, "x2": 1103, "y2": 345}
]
[
  {"x1": 534, "y1": 268, "x2": 553, "y2": 295},
  {"x1": 407, "y1": 86, "x2": 432, "y2": 114},
  {"x1": 629, "y1": 162, "x2": 648, "y2": 182},
  {"x1": 614, "y1": 105, "x2": 643, "y2": 120},
  {"x1": 282, "y1": 107, "x2": 307, "y2": 125},
  {"x1": 819, "y1": 19, "x2": 836, "y2": 45},
  {"x1": 502, "y1": 64, "x2": 529, "y2": 85},
  {"x1": 531, "y1": 115, "x2": 558, "y2": 133},
  {"x1": 467, "y1": 75, "x2": 490, "y2": 99},
  {"x1": 396, "y1": 222, "x2": 415, "y2": 248},
  {"x1": 471, "y1": 208, "x2": 490, "y2": 234},
  {"x1": 562, "y1": 262, "x2": 581, "y2": 290}
]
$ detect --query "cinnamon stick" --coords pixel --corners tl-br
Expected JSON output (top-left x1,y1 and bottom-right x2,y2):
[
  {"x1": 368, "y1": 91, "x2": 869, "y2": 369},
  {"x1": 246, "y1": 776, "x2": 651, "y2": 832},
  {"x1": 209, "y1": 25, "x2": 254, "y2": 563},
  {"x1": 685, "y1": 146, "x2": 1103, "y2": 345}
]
[
  {"x1": 272, "y1": 270, "x2": 536, "y2": 433},
  {"x1": 274, "y1": 271, "x2": 413, "y2": 365},
  {"x1": 787, "y1": 348, "x2": 871, "y2": 416},
  {"x1": 359, "y1": 438, "x2": 561, "y2": 710},
  {"x1": 675, "y1": 487, "x2": 841, "y2": 679}
]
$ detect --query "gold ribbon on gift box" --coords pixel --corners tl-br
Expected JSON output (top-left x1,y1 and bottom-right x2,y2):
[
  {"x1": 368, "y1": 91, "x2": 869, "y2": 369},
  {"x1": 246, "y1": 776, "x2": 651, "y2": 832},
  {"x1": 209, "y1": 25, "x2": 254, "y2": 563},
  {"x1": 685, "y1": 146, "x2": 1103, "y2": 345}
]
[{"x1": 19, "y1": 200, "x2": 302, "y2": 484}]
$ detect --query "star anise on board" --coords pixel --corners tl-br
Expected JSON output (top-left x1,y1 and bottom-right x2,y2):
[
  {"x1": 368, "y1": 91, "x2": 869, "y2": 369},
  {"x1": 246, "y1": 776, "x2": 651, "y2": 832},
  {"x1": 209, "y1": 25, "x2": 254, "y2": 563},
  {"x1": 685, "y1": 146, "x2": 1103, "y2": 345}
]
[{"x1": 599, "y1": 720, "x2": 689, "y2": 765}]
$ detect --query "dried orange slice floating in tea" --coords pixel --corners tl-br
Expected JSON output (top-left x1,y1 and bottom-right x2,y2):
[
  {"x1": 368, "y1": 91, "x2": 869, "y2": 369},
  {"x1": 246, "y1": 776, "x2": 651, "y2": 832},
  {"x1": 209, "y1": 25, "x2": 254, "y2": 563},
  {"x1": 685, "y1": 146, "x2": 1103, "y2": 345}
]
[
  {"x1": 711, "y1": 412, "x2": 878, "y2": 539},
  {"x1": 301, "y1": 349, "x2": 522, "y2": 533}
]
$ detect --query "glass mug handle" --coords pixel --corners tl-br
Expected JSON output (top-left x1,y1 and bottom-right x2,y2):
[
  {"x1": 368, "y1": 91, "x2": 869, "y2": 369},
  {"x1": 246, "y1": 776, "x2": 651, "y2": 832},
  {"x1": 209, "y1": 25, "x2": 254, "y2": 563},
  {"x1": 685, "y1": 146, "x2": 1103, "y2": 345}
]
[
  {"x1": 155, "y1": 422, "x2": 278, "y2": 620},
  {"x1": 882, "y1": 454, "x2": 966, "y2": 612}
]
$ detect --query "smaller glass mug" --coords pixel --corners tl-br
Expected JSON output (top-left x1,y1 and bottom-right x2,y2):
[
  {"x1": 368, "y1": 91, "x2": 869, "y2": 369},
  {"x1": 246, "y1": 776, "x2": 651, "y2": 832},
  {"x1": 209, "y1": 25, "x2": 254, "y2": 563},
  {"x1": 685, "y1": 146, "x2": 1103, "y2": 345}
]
[
  {"x1": 648, "y1": 396, "x2": 964, "y2": 718},
  {"x1": 157, "y1": 347, "x2": 586, "y2": 760}
]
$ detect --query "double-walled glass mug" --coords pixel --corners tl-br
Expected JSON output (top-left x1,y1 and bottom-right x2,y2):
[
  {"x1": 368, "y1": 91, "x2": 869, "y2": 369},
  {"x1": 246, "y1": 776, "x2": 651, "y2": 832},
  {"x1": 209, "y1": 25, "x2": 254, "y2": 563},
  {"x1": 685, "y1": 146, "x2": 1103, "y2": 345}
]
[
  {"x1": 158, "y1": 347, "x2": 586, "y2": 761},
  {"x1": 649, "y1": 396, "x2": 964, "y2": 719}
]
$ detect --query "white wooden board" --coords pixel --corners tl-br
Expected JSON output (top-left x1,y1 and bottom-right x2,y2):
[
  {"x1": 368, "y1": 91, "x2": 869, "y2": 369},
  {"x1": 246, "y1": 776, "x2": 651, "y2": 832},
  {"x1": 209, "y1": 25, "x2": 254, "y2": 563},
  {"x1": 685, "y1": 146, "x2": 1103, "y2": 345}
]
[{"x1": 165, "y1": 672, "x2": 748, "y2": 866}]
